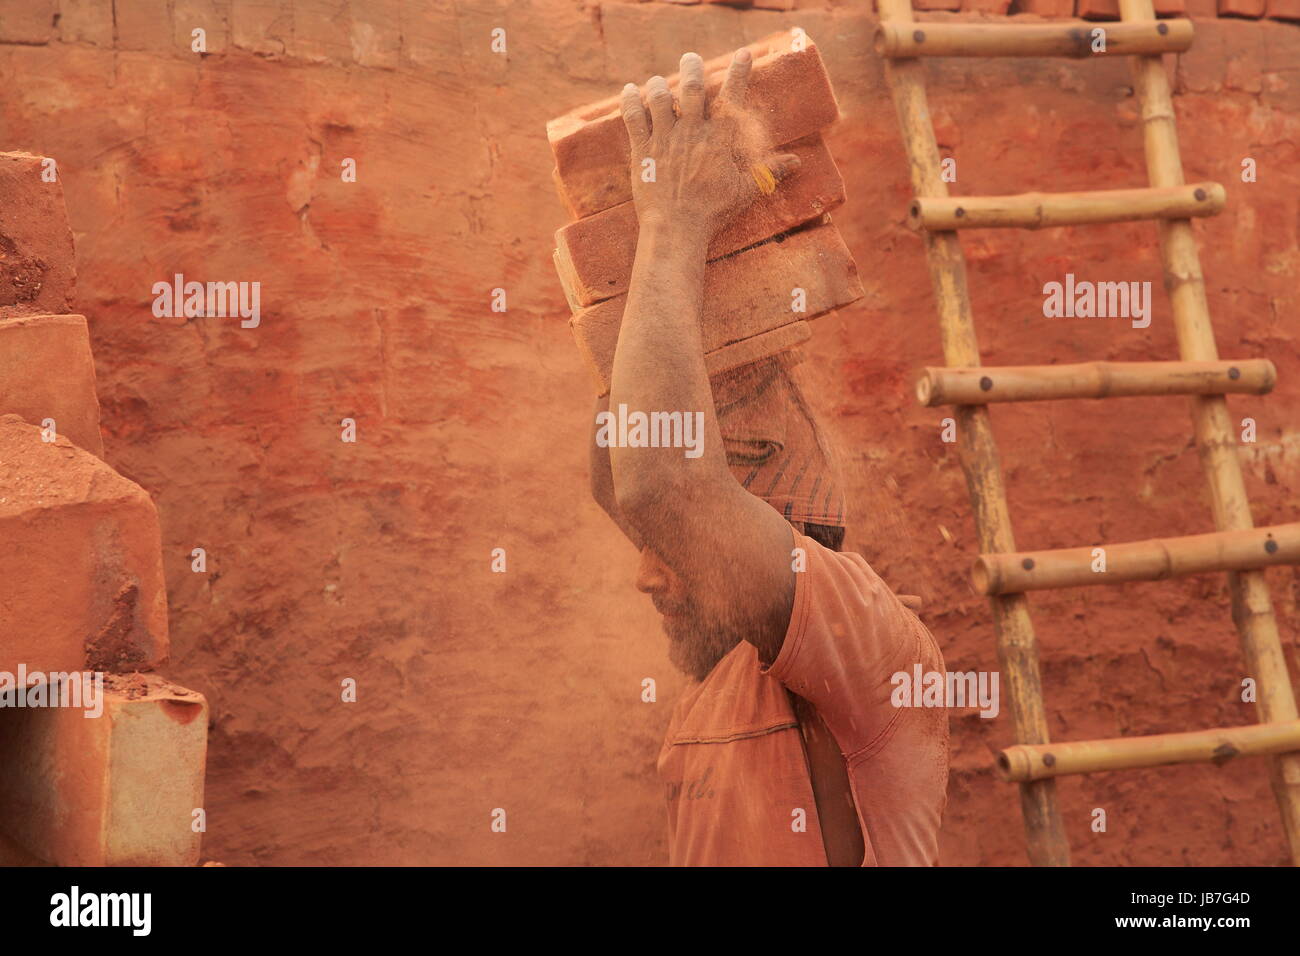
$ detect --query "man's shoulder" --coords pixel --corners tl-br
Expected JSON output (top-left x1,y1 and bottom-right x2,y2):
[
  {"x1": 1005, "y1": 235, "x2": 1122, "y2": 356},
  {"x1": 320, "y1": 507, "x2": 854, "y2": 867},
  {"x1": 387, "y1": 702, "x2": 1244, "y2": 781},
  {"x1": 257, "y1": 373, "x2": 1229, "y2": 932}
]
[{"x1": 793, "y1": 532, "x2": 902, "y2": 618}]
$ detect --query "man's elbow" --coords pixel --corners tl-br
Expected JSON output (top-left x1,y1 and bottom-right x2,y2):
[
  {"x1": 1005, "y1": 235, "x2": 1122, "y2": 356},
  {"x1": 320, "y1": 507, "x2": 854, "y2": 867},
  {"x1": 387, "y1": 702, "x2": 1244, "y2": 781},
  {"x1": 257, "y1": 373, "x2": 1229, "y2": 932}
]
[
  {"x1": 613, "y1": 467, "x2": 720, "y2": 535},
  {"x1": 612, "y1": 478, "x2": 659, "y2": 530},
  {"x1": 613, "y1": 466, "x2": 689, "y2": 530}
]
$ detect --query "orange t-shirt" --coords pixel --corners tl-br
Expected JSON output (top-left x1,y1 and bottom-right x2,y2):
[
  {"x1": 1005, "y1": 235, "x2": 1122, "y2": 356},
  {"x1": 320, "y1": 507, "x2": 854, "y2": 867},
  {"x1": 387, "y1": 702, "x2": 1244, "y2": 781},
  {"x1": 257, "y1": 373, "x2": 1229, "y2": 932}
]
[{"x1": 657, "y1": 529, "x2": 949, "y2": 866}]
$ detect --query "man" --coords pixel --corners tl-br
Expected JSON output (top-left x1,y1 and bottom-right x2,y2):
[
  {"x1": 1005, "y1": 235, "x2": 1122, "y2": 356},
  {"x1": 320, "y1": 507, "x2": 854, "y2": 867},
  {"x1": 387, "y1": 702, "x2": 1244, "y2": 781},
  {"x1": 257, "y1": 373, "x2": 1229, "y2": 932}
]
[{"x1": 589, "y1": 48, "x2": 949, "y2": 866}]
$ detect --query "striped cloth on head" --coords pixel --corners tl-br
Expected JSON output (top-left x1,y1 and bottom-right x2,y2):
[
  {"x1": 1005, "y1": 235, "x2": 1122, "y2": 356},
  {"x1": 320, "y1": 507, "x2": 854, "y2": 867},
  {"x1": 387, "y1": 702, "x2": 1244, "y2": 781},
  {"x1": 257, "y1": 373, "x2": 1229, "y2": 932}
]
[{"x1": 713, "y1": 353, "x2": 846, "y2": 528}]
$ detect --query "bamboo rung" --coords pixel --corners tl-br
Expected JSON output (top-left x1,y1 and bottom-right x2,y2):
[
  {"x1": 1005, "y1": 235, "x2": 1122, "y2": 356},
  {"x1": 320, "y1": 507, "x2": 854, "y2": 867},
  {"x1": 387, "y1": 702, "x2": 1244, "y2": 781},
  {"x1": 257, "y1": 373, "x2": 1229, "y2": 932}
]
[
  {"x1": 874, "y1": 20, "x2": 1194, "y2": 59},
  {"x1": 998, "y1": 720, "x2": 1300, "y2": 782},
  {"x1": 974, "y1": 522, "x2": 1300, "y2": 595},
  {"x1": 910, "y1": 184, "x2": 1224, "y2": 232},
  {"x1": 916, "y1": 359, "x2": 1276, "y2": 406}
]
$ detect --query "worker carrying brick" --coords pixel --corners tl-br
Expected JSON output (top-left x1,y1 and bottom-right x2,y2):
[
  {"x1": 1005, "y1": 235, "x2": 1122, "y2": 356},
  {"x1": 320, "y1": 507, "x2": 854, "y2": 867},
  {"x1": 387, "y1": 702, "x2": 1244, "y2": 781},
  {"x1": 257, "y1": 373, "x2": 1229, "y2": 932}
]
[{"x1": 587, "y1": 48, "x2": 949, "y2": 867}]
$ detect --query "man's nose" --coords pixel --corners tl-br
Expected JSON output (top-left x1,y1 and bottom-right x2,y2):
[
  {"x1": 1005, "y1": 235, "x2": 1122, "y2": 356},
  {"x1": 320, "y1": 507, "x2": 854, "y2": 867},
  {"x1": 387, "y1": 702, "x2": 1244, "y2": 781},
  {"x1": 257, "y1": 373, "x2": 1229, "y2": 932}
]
[{"x1": 635, "y1": 549, "x2": 669, "y2": 594}]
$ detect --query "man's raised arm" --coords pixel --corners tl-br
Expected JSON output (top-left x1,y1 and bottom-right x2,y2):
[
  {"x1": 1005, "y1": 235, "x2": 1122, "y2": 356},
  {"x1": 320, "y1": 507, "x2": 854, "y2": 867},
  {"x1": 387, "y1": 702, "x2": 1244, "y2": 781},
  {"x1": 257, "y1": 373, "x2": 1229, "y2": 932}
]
[{"x1": 606, "y1": 50, "x2": 802, "y2": 660}]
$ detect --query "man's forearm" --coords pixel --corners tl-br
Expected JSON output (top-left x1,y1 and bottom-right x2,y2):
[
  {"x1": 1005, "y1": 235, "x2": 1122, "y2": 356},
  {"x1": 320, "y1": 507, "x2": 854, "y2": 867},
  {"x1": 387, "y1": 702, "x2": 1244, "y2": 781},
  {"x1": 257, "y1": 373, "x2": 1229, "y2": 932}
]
[
  {"x1": 608, "y1": 218, "x2": 733, "y2": 520},
  {"x1": 590, "y1": 394, "x2": 645, "y2": 548}
]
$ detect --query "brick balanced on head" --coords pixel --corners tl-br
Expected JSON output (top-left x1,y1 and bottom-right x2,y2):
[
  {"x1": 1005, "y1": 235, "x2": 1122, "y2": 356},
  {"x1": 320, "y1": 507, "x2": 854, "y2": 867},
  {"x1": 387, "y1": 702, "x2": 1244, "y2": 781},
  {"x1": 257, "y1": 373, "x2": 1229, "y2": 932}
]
[{"x1": 546, "y1": 30, "x2": 864, "y2": 396}]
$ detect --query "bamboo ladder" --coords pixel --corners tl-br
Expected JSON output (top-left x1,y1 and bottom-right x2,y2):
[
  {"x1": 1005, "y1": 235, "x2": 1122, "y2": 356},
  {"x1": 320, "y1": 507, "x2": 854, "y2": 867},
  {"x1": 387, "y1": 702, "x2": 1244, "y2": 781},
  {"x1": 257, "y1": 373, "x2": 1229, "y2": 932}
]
[{"x1": 877, "y1": 0, "x2": 1300, "y2": 865}]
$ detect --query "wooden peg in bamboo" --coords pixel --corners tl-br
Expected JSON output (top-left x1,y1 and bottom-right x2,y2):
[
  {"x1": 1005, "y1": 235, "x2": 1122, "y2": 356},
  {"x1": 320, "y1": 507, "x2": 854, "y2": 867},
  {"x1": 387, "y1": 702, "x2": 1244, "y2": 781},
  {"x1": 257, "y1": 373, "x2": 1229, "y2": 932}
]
[
  {"x1": 874, "y1": 20, "x2": 1195, "y2": 60},
  {"x1": 973, "y1": 522, "x2": 1300, "y2": 595},
  {"x1": 915, "y1": 359, "x2": 1276, "y2": 406},
  {"x1": 998, "y1": 720, "x2": 1300, "y2": 782},
  {"x1": 910, "y1": 183, "x2": 1224, "y2": 232}
]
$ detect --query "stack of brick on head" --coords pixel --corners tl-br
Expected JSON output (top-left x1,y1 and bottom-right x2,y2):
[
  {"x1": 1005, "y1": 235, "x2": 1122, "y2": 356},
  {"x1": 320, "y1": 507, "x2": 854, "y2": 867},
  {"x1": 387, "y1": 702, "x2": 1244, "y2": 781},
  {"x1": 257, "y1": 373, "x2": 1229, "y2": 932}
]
[
  {"x1": 548, "y1": 32, "x2": 948, "y2": 871},
  {"x1": 548, "y1": 29, "x2": 863, "y2": 545}
]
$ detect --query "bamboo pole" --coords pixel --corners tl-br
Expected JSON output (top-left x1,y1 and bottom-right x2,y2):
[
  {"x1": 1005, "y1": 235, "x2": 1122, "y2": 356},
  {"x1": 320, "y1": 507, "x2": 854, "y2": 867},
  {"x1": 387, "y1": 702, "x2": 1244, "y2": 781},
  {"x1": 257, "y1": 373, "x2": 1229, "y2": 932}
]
[
  {"x1": 878, "y1": 0, "x2": 1069, "y2": 866},
  {"x1": 910, "y1": 183, "x2": 1223, "y2": 231},
  {"x1": 1121, "y1": 0, "x2": 1300, "y2": 866},
  {"x1": 999, "y1": 721, "x2": 1300, "y2": 782},
  {"x1": 874, "y1": 19, "x2": 1194, "y2": 59},
  {"x1": 973, "y1": 522, "x2": 1300, "y2": 595},
  {"x1": 916, "y1": 359, "x2": 1275, "y2": 406}
]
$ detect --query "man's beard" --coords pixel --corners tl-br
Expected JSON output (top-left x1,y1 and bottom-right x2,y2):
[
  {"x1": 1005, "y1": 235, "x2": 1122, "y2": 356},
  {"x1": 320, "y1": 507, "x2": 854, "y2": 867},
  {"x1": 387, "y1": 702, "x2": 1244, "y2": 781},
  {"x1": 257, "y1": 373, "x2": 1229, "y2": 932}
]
[{"x1": 664, "y1": 615, "x2": 743, "y2": 683}]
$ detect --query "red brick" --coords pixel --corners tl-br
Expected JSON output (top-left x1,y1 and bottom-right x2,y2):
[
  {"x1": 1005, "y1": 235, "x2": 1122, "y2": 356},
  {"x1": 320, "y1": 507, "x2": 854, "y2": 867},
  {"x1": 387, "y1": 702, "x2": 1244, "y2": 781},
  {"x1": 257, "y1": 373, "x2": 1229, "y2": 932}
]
[
  {"x1": 0, "y1": 415, "x2": 169, "y2": 676},
  {"x1": 349, "y1": 0, "x2": 402, "y2": 69},
  {"x1": 290, "y1": 0, "x2": 354, "y2": 64},
  {"x1": 570, "y1": 219, "x2": 863, "y2": 395},
  {"x1": 962, "y1": 0, "x2": 1013, "y2": 12},
  {"x1": 0, "y1": 152, "x2": 76, "y2": 320},
  {"x1": 1219, "y1": 0, "x2": 1267, "y2": 14},
  {"x1": 1267, "y1": 0, "x2": 1300, "y2": 18},
  {"x1": 1013, "y1": 0, "x2": 1077, "y2": 16},
  {"x1": 59, "y1": 0, "x2": 115, "y2": 46},
  {"x1": 0, "y1": 0, "x2": 57, "y2": 44},
  {"x1": 553, "y1": 249, "x2": 584, "y2": 314},
  {"x1": 554, "y1": 134, "x2": 845, "y2": 308},
  {"x1": 1185, "y1": 0, "x2": 1218, "y2": 14},
  {"x1": 114, "y1": 0, "x2": 174, "y2": 53},
  {"x1": 1078, "y1": 0, "x2": 1120, "y2": 18},
  {"x1": 172, "y1": 0, "x2": 231, "y2": 56},
  {"x1": 916, "y1": 0, "x2": 963, "y2": 10},
  {"x1": 0, "y1": 314, "x2": 104, "y2": 458},
  {"x1": 1079, "y1": 0, "x2": 1184, "y2": 16},
  {"x1": 231, "y1": 0, "x2": 292, "y2": 57},
  {"x1": 548, "y1": 31, "x2": 841, "y2": 220},
  {"x1": 0, "y1": 673, "x2": 207, "y2": 867},
  {"x1": 551, "y1": 248, "x2": 582, "y2": 312},
  {"x1": 706, "y1": 321, "x2": 811, "y2": 378}
]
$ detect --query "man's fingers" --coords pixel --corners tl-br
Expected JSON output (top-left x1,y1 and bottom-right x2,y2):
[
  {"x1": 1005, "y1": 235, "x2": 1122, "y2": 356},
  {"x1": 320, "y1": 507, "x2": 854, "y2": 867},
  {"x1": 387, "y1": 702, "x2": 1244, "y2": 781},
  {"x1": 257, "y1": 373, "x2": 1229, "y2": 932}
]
[
  {"x1": 645, "y1": 75, "x2": 675, "y2": 139},
  {"x1": 620, "y1": 83, "x2": 650, "y2": 148},
  {"x1": 678, "y1": 52, "x2": 705, "y2": 123},
  {"x1": 717, "y1": 47, "x2": 752, "y2": 108}
]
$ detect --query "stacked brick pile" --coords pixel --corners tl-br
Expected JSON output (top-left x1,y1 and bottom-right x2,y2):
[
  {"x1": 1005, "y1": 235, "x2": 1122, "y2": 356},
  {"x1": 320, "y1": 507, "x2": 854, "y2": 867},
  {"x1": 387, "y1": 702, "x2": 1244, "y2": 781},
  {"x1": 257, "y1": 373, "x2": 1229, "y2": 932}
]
[
  {"x1": 0, "y1": 151, "x2": 207, "y2": 867},
  {"x1": 547, "y1": 30, "x2": 864, "y2": 395}
]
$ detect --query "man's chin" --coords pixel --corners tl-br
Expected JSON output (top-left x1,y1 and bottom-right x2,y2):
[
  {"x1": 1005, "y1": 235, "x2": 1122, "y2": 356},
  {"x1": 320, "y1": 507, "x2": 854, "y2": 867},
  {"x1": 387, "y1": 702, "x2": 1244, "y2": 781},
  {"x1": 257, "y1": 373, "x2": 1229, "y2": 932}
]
[
  {"x1": 667, "y1": 638, "x2": 712, "y2": 683},
  {"x1": 663, "y1": 618, "x2": 740, "y2": 683}
]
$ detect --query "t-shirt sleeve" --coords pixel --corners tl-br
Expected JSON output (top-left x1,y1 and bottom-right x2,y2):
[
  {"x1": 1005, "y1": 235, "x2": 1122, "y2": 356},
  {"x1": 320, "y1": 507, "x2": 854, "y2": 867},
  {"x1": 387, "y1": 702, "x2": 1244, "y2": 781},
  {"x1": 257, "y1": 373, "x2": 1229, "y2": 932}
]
[{"x1": 762, "y1": 527, "x2": 924, "y2": 757}]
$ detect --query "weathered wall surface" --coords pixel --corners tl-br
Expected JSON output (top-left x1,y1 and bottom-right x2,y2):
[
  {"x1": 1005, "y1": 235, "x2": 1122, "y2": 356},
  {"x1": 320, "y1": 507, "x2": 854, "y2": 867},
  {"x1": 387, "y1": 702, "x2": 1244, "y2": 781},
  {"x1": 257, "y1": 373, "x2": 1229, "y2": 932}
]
[{"x1": 0, "y1": 0, "x2": 1296, "y2": 865}]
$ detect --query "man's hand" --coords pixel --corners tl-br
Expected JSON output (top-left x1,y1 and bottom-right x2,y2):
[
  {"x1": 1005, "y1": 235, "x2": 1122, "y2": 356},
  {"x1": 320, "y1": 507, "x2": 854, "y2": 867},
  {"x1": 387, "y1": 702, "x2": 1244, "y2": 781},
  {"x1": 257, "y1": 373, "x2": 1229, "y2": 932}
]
[{"x1": 620, "y1": 49, "x2": 800, "y2": 240}]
